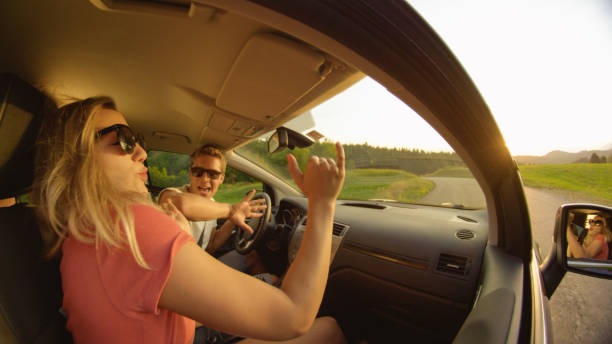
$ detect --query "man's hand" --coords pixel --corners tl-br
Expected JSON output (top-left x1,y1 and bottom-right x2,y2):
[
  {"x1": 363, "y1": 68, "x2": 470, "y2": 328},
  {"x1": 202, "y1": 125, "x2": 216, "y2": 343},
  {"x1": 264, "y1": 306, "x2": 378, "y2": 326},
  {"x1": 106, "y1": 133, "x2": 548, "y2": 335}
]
[
  {"x1": 229, "y1": 189, "x2": 267, "y2": 234},
  {"x1": 287, "y1": 142, "x2": 345, "y2": 204}
]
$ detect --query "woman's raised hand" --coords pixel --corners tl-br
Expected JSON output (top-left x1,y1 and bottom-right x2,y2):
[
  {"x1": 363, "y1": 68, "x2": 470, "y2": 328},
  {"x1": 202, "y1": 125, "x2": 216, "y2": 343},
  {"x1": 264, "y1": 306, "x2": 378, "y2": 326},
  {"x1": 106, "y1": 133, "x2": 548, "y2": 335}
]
[{"x1": 287, "y1": 142, "x2": 345, "y2": 204}]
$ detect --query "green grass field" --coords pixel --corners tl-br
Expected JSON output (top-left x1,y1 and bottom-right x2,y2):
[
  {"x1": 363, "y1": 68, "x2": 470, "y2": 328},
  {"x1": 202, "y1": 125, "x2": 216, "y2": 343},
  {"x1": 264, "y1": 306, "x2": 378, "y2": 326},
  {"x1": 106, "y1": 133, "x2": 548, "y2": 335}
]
[
  {"x1": 519, "y1": 163, "x2": 612, "y2": 201},
  {"x1": 216, "y1": 168, "x2": 434, "y2": 203},
  {"x1": 215, "y1": 182, "x2": 264, "y2": 204},
  {"x1": 341, "y1": 169, "x2": 433, "y2": 202}
]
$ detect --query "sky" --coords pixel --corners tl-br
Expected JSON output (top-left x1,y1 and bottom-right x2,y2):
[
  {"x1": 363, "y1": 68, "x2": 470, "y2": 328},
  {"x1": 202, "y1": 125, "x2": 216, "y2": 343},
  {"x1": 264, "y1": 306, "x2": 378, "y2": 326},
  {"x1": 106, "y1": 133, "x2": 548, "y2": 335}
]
[{"x1": 310, "y1": 0, "x2": 612, "y2": 156}]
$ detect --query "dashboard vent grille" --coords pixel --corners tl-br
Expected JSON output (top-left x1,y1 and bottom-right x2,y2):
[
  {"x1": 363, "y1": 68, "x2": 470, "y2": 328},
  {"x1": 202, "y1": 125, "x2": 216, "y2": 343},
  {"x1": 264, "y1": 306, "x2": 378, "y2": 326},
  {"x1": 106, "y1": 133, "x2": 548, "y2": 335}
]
[
  {"x1": 332, "y1": 222, "x2": 349, "y2": 236},
  {"x1": 302, "y1": 220, "x2": 348, "y2": 236},
  {"x1": 455, "y1": 229, "x2": 475, "y2": 240},
  {"x1": 457, "y1": 215, "x2": 477, "y2": 223},
  {"x1": 436, "y1": 254, "x2": 469, "y2": 276}
]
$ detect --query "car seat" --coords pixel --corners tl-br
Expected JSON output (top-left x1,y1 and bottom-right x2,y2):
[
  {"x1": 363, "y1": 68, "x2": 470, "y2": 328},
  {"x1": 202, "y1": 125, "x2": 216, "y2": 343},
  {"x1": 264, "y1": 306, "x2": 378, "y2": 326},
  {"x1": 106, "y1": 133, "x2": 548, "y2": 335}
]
[{"x1": 0, "y1": 74, "x2": 72, "y2": 343}]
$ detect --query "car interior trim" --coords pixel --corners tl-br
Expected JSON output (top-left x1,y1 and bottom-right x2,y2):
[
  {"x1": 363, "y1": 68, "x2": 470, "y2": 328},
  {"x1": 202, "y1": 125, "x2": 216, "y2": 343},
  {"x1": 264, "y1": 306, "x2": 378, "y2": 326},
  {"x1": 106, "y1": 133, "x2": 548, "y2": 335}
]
[
  {"x1": 342, "y1": 243, "x2": 428, "y2": 271},
  {"x1": 454, "y1": 246, "x2": 523, "y2": 343},
  {"x1": 529, "y1": 250, "x2": 551, "y2": 344}
]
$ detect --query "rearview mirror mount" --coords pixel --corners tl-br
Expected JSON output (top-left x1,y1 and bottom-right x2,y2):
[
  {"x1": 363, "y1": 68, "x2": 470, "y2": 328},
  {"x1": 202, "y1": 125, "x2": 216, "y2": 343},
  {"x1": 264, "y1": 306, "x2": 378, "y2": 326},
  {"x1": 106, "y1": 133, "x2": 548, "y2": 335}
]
[{"x1": 267, "y1": 127, "x2": 314, "y2": 153}]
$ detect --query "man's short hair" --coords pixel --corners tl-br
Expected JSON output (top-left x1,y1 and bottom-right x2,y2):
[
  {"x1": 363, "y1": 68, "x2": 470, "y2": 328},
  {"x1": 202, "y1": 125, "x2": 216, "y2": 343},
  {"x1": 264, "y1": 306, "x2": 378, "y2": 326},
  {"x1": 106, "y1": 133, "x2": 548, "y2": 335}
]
[{"x1": 190, "y1": 144, "x2": 227, "y2": 172}]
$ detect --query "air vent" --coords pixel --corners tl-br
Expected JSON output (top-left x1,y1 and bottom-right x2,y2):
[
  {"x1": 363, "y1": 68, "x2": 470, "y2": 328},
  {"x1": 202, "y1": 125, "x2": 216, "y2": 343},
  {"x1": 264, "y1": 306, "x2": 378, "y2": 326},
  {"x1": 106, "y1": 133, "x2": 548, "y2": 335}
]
[
  {"x1": 457, "y1": 215, "x2": 477, "y2": 223},
  {"x1": 436, "y1": 254, "x2": 469, "y2": 276},
  {"x1": 455, "y1": 229, "x2": 475, "y2": 240},
  {"x1": 332, "y1": 223, "x2": 349, "y2": 236}
]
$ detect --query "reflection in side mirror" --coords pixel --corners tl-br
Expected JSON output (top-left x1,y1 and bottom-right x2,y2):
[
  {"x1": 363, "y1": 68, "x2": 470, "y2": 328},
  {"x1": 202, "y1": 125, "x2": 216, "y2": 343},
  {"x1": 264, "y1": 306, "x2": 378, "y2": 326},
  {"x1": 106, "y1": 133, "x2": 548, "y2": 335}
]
[
  {"x1": 267, "y1": 126, "x2": 314, "y2": 153},
  {"x1": 565, "y1": 206, "x2": 612, "y2": 277},
  {"x1": 541, "y1": 203, "x2": 612, "y2": 298}
]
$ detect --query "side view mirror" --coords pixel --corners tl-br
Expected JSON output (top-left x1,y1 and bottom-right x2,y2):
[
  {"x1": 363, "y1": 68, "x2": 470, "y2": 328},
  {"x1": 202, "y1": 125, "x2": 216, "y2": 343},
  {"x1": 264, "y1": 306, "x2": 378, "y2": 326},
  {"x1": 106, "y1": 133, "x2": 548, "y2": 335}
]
[
  {"x1": 541, "y1": 203, "x2": 612, "y2": 297},
  {"x1": 267, "y1": 127, "x2": 314, "y2": 153}
]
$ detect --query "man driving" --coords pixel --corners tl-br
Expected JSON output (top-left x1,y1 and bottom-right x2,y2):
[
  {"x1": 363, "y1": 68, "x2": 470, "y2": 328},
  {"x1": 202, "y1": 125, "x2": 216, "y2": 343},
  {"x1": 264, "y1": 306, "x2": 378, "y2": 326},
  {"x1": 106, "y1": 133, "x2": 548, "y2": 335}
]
[{"x1": 158, "y1": 144, "x2": 275, "y2": 282}]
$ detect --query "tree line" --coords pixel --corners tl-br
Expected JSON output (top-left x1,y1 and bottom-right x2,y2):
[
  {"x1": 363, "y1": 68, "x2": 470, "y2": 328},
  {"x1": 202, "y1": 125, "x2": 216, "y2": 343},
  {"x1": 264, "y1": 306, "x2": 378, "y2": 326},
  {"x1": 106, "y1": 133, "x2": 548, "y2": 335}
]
[
  {"x1": 588, "y1": 153, "x2": 610, "y2": 164},
  {"x1": 146, "y1": 141, "x2": 465, "y2": 188},
  {"x1": 239, "y1": 140, "x2": 464, "y2": 176}
]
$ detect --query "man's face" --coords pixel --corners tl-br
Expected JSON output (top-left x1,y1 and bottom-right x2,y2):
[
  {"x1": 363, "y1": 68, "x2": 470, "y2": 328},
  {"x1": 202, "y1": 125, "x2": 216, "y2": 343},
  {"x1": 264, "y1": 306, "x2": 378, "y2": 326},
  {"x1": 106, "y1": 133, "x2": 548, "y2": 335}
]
[{"x1": 189, "y1": 154, "x2": 225, "y2": 199}]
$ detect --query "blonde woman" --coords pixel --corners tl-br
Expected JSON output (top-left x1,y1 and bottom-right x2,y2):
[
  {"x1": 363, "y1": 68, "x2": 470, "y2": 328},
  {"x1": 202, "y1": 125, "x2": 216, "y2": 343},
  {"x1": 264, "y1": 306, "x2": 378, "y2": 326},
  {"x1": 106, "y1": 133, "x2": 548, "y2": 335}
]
[
  {"x1": 33, "y1": 96, "x2": 346, "y2": 344},
  {"x1": 567, "y1": 213, "x2": 612, "y2": 260}
]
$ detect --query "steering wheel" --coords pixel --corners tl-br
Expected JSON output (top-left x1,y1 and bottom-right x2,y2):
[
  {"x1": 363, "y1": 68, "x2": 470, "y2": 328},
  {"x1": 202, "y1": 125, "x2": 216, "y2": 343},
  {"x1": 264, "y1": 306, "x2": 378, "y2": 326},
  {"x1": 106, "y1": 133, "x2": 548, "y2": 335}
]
[{"x1": 234, "y1": 192, "x2": 272, "y2": 254}]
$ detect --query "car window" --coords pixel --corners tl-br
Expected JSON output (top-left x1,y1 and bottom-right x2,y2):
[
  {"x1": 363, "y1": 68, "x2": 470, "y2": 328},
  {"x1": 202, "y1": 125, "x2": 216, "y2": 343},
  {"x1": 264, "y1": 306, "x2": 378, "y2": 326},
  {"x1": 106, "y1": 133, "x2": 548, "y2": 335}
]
[
  {"x1": 147, "y1": 150, "x2": 263, "y2": 204},
  {"x1": 236, "y1": 77, "x2": 486, "y2": 209}
]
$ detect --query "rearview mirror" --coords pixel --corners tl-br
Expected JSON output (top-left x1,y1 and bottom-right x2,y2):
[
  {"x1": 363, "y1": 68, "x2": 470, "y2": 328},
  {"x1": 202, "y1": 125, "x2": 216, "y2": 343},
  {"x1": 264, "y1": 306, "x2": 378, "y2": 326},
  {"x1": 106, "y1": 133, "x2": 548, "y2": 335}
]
[{"x1": 267, "y1": 127, "x2": 314, "y2": 153}]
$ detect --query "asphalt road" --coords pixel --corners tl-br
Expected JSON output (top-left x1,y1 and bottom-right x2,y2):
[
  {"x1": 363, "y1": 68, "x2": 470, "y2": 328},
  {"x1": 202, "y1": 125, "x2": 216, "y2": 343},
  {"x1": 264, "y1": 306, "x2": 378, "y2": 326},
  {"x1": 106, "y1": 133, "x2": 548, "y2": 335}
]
[
  {"x1": 420, "y1": 178, "x2": 612, "y2": 343},
  {"x1": 421, "y1": 177, "x2": 485, "y2": 208}
]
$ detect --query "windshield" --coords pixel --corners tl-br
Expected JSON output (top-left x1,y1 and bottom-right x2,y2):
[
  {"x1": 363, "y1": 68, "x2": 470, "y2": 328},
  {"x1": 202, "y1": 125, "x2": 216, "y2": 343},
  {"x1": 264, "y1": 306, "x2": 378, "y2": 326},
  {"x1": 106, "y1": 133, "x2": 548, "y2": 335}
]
[{"x1": 236, "y1": 77, "x2": 486, "y2": 209}]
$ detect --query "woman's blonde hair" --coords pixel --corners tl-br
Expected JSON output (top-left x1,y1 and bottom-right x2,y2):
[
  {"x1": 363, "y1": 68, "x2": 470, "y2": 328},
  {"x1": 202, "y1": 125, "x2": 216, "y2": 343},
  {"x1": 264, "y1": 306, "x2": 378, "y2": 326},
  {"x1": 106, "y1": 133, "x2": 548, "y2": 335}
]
[
  {"x1": 582, "y1": 214, "x2": 612, "y2": 248},
  {"x1": 33, "y1": 96, "x2": 154, "y2": 268}
]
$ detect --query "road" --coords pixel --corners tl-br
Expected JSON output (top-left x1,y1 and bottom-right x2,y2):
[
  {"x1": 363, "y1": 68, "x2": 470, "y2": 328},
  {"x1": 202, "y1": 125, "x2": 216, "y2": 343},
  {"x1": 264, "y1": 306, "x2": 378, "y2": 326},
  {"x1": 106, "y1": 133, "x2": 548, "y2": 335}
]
[
  {"x1": 421, "y1": 178, "x2": 612, "y2": 343},
  {"x1": 421, "y1": 177, "x2": 485, "y2": 208}
]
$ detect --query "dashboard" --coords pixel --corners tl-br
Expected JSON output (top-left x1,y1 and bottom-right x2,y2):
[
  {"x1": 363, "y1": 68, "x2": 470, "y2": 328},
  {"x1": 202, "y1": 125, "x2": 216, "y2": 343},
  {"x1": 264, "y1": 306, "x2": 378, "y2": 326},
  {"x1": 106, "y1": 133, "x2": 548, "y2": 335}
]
[{"x1": 270, "y1": 196, "x2": 489, "y2": 342}]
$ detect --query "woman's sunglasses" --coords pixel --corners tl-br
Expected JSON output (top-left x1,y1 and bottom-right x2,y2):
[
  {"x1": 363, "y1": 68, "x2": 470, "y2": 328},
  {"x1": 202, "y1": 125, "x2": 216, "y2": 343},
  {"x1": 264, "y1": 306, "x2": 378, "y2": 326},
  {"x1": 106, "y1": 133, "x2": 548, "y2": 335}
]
[
  {"x1": 190, "y1": 166, "x2": 223, "y2": 180},
  {"x1": 589, "y1": 219, "x2": 604, "y2": 227},
  {"x1": 96, "y1": 124, "x2": 146, "y2": 154}
]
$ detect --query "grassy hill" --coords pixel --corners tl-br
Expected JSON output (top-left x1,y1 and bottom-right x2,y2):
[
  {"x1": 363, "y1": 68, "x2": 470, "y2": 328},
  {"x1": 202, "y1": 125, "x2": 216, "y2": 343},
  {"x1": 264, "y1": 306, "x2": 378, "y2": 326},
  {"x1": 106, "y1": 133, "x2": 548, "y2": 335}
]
[
  {"x1": 341, "y1": 168, "x2": 434, "y2": 202},
  {"x1": 518, "y1": 163, "x2": 612, "y2": 201},
  {"x1": 514, "y1": 148, "x2": 612, "y2": 165}
]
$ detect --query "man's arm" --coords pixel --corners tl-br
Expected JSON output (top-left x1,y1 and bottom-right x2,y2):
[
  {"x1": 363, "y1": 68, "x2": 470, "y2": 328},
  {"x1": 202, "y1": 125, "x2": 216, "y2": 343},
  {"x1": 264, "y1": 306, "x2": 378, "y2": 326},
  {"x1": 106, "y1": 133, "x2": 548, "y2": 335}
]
[
  {"x1": 159, "y1": 189, "x2": 232, "y2": 221},
  {"x1": 206, "y1": 220, "x2": 235, "y2": 253},
  {"x1": 158, "y1": 188, "x2": 266, "y2": 233}
]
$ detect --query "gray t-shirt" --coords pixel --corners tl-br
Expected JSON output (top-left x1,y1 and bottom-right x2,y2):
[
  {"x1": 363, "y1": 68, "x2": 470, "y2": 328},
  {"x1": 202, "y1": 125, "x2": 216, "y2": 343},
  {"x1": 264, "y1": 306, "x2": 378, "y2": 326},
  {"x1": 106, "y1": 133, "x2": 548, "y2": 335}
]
[{"x1": 159, "y1": 185, "x2": 217, "y2": 250}]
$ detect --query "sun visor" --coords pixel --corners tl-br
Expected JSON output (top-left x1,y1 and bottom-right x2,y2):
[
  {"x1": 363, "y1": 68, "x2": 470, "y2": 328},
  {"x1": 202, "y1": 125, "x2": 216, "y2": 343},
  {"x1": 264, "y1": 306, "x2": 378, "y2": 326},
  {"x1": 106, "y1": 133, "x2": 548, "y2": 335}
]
[
  {"x1": 0, "y1": 74, "x2": 46, "y2": 199},
  {"x1": 216, "y1": 33, "x2": 330, "y2": 121}
]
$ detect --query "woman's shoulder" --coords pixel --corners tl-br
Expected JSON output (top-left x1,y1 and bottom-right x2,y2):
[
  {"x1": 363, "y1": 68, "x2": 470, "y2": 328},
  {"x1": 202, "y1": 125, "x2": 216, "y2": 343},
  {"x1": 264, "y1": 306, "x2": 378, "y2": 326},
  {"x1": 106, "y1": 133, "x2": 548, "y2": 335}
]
[
  {"x1": 130, "y1": 203, "x2": 165, "y2": 216},
  {"x1": 593, "y1": 234, "x2": 607, "y2": 242},
  {"x1": 129, "y1": 203, "x2": 194, "y2": 253},
  {"x1": 130, "y1": 204, "x2": 180, "y2": 234}
]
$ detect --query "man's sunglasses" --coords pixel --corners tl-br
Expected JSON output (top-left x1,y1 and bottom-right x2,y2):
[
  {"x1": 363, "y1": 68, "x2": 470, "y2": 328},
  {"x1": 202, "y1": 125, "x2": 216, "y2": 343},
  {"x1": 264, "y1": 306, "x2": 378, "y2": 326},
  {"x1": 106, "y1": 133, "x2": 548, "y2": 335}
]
[
  {"x1": 190, "y1": 166, "x2": 223, "y2": 180},
  {"x1": 96, "y1": 124, "x2": 146, "y2": 154},
  {"x1": 589, "y1": 219, "x2": 604, "y2": 227}
]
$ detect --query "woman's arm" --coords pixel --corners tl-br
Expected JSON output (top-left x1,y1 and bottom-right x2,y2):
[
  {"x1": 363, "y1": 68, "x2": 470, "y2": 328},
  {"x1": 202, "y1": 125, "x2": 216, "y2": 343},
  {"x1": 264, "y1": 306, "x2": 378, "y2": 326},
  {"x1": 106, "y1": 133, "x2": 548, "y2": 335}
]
[
  {"x1": 583, "y1": 236, "x2": 605, "y2": 258},
  {"x1": 159, "y1": 143, "x2": 345, "y2": 340},
  {"x1": 567, "y1": 230, "x2": 603, "y2": 258},
  {"x1": 566, "y1": 229, "x2": 582, "y2": 257}
]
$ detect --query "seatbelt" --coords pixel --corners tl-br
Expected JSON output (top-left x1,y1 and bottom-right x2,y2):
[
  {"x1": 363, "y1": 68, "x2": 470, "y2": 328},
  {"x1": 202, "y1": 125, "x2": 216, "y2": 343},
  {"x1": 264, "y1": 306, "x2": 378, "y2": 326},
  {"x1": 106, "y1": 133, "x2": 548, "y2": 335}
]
[{"x1": 197, "y1": 229, "x2": 204, "y2": 247}]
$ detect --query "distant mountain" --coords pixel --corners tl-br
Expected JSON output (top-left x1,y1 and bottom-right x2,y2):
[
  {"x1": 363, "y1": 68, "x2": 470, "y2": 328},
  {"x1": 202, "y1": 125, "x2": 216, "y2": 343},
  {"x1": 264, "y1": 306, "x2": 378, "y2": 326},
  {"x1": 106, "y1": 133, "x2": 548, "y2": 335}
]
[{"x1": 514, "y1": 148, "x2": 612, "y2": 165}]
